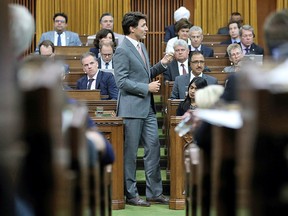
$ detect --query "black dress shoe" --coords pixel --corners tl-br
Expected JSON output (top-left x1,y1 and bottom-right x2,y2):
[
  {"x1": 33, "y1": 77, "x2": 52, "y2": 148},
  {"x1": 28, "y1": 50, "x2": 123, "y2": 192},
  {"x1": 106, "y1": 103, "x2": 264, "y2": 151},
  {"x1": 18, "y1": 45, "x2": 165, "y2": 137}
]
[
  {"x1": 146, "y1": 194, "x2": 169, "y2": 204},
  {"x1": 126, "y1": 197, "x2": 151, "y2": 207}
]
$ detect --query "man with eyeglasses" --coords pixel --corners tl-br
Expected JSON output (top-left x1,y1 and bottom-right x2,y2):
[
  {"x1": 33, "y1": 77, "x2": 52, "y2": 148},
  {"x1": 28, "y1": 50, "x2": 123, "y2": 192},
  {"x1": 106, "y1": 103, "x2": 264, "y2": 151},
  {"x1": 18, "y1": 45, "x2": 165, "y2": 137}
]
[
  {"x1": 98, "y1": 41, "x2": 115, "y2": 70},
  {"x1": 35, "y1": 12, "x2": 82, "y2": 53},
  {"x1": 76, "y1": 52, "x2": 118, "y2": 100},
  {"x1": 239, "y1": 25, "x2": 264, "y2": 55},
  {"x1": 171, "y1": 51, "x2": 218, "y2": 99}
]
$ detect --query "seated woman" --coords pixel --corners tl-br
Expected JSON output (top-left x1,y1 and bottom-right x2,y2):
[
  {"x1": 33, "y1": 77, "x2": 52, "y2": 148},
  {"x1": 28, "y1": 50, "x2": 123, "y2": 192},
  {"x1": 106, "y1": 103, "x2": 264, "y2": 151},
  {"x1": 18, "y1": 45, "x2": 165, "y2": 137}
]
[
  {"x1": 223, "y1": 43, "x2": 244, "y2": 72},
  {"x1": 89, "y1": 29, "x2": 117, "y2": 58},
  {"x1": 165, "y1": 18, "x2": 193, "y2": 54},
  {"x1": 176, "y1": 77, "x2": 208, "y2": 116}
]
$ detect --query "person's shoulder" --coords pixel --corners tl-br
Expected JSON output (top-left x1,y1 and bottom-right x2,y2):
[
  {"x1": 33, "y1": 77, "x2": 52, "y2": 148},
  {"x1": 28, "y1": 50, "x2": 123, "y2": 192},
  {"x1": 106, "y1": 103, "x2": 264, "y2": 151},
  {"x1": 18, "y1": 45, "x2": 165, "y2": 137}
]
[
  {"x1": 66, "y1": 30, "x2": 80, "y2": 36},
  {"x1": 220, "y1": 39, "x2": 231, "y2": 45},
  {"x1": 41, "y1": 31, "x2": 54, "y2": 35}
]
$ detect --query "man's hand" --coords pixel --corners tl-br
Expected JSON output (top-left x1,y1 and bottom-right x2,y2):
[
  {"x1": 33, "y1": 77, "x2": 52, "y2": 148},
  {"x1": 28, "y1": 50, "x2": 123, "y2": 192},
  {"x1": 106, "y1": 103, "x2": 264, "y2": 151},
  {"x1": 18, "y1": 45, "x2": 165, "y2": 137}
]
[
  {"x1": 149, "y1": 80, "x2": 161, "y2": 93},
  {"x1": 160, "y1": 52, "x2": 174, "y2": 66}
]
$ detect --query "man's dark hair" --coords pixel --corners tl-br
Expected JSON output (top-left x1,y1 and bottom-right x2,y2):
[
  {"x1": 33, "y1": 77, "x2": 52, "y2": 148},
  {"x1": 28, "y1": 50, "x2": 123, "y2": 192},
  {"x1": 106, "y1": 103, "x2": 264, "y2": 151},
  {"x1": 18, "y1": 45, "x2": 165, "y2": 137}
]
[
  {"x1": 53, "y1": 12, "x2": 68, "y2": 23},
  {"x1": 38, "y1": 40, "x2": 55, "y2": 54},
  {"x1": 231, "y1": 12, "x2": 241, "y2": 17},
  {"x1": 227, "y1": 20, "x2": 242, "y2": 29},
  {"x1": 99, "y1": 12, "x2": 113, "y2": 23},
  {"x1": 122, "y1": 12, "x2": 147, "y2": 35}
]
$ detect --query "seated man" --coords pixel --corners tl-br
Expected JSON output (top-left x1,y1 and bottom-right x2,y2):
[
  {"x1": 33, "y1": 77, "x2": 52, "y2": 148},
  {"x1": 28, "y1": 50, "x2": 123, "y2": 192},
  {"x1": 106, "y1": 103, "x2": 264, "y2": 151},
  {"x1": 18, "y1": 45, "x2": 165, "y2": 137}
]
[
  {"x1": 38, "y1": 40, "x2": 70, "y2": 74},
  {"x1": 35, "y1": 12, "x2": 82, "y2": 52},
  {"x1": 220, "y1": 20, "x2": 241, "y2": 45},
  {"x1": 164, "y1": 6, "x2": 191, "y2": 43},
  {"x1": 98, "y1": 41, "x2": 115, "y2": 70},
  {"x1": 189, "y1": 26, "x2": 214, "y2": 57},
  {"x1": 217, "y1": 12, "x2": 243, "y2": 35},
  {"x1": 239, "y1": 25, "x2": 264, "y2": 55},
  {"x1": 163, "y1": 39, "x2": 190, "y2": 81},
  {"x1": 88, "y1": 13, "x2": 125, "y2": 46},
  {"x1": 170, "y1": 51, "x2": 218, "y2": 99},
  {"x1": 76, "y1": 52, "x2": 118, "y2": 100}
]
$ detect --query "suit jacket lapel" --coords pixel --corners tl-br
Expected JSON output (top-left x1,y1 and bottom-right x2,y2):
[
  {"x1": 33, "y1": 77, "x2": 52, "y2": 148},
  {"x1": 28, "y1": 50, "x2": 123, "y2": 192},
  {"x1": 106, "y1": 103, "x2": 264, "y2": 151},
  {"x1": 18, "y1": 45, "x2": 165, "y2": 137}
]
[
  {"x1": 125, "y1": 39, "x2": 149, "y2": 76},
  {"x1": 96, "y1": 71, "x2": 102, "y2": 89}
]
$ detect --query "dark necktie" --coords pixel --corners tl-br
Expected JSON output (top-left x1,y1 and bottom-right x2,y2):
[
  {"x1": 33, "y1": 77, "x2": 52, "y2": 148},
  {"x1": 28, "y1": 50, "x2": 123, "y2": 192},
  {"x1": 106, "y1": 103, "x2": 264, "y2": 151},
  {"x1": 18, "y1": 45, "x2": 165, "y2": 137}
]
[
  {"x1": 233, "y1": 40, "x2": 237, "y2": 43},
  {"x1": 87, "y1": 78, "x2": 94, "y2": 90},
  {"x1": 57, "y1": 32, "x2": 62, "y2": 46},
  {"x1": 181, "y1": 63, "x2": 187, "y2": 75},
  {"x1": 245, "y1": 47, "x2": 250, "y2": 54},
  {"x1": 105, "y1": 63, "x2": 109, "y2": 69}
]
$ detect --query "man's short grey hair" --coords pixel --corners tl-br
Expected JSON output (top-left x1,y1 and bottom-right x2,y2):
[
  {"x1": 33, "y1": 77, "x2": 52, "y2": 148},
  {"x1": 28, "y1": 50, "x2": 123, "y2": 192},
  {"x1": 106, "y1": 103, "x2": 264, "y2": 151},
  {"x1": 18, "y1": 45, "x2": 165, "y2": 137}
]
[
  {"x1": 239, "y1": 24, "x2": 255, "y2": 37},
  {"x1": 189, "y1": 25, "x2": 203, "y2": 34},
  {"x1": 9, "y1": 4, "x2": 35, "y2": 57},
  {"x1": 173, "y1": 39, "x2": 189, "y2": 50}
]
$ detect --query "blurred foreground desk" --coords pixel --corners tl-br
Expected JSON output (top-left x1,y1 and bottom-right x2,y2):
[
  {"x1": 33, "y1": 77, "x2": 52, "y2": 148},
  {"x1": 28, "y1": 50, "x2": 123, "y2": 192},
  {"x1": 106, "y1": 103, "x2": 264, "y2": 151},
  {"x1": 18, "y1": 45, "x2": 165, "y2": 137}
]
[{"x1": 92, "y1": 117, "x2": 125, "y2": 210}]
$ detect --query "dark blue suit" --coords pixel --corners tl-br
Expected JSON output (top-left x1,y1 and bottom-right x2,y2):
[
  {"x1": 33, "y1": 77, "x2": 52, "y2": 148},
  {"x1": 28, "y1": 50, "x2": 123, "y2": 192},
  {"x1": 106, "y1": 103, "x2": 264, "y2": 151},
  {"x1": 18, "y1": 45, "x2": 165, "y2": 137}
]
[
  {"x1": 76, "y1": 70, "x2": 118, "y2": 100},
  {"x1": 201, "y1": 45, "x2": 214, "y2": 57},
  {"x1": 164, "y1": 24, "x2": 176, "y2": 42},
  {"x1": 238, "y1": 42, "x2": 264, "y2": 55},
  {"x1": 89, "y1": 47, "x2": 100, "y2": 58}
]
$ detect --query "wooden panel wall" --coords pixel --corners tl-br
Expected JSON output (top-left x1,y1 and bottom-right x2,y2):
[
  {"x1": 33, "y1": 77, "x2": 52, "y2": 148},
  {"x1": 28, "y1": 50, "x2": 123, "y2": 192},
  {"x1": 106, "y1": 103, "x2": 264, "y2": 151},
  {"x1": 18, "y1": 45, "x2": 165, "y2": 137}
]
[{"x1": 131, "y1": 0, "x2": 184, "y2": 65}]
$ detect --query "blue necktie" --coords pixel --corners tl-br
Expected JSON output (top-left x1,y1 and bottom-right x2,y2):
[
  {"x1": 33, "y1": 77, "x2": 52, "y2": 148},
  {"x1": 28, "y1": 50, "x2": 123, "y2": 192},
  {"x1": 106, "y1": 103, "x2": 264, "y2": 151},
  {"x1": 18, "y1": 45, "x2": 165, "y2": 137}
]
[
  {"x1": 87, "y1": 78, "x2": 94, "y2": 89},
  {"x1": 57, "y1": 33, "x2": 62, "y2": 46},
  {"x1": 105, "y1": 63, "x2": 109, "y2": 69}
]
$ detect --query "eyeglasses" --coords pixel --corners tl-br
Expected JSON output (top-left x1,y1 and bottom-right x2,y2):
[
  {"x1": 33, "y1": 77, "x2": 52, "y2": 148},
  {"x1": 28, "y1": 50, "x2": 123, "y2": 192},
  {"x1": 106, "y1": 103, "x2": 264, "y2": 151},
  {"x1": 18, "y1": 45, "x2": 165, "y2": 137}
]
[
  {"x1": 54, "y1": 20, "x2": 66, "y2": 23},
  {"x1": 190, "y1": 60, "x2": 205, "y2": 65}
]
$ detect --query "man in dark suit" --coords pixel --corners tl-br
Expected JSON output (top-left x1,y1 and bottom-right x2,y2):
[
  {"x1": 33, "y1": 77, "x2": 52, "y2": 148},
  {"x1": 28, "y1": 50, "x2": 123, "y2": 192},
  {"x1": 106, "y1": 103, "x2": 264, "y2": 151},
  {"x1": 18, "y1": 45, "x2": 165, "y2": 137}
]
[
  {"x1": 35, "y1": 12, "x2": 82, "y2": 52},
  {"x1": 217, "y1": 12, "x2": 243, "y2": 35},
  {"x1": 220, "y1": 21, "x2": 241, "y2": 45},
  {"x1": 113, "y1": 11, "x2": 173, "y2": 207},
  {"x1": 163, "y1": 39, "x2": 190, "y2": 81},
  {"x1": 164, "y1": 6, "x2": 191, "y2": 42},
  {"x1": 239, "y1": 25, "x2": 264, "y2": 55},
  {"x1": 189, "y1": 26, "x2": 214, "y2": 57},
  {"x1": 76, "y1": 52, "x2": 118, "y2": 100},
  {"x1": 171, "y1": 52, "x2": 218, "y2": 99}
]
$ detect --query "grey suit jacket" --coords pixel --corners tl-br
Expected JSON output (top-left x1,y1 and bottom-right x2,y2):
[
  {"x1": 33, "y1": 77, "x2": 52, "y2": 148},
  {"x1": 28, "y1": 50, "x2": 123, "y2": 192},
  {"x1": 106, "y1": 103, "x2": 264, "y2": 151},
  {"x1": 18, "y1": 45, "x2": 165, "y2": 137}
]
[
  {"x1": 113, "y1": 37, "x2": 166, "y2": 118},
  {"x1": 35, "y1": 30, "x2": 82, "y2": 52},
  {"x1": 170, "y1": 73, "x2": 218, "y2": 99}
]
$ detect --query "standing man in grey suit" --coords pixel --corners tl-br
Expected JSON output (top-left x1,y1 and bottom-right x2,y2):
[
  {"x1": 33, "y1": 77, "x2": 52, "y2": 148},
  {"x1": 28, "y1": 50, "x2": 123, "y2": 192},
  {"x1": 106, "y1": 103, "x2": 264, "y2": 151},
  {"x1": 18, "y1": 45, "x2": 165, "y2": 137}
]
[
  {"x1": 171, "y1": 51, "x2": 218, "y2": 99},
  {"x1": 35, "y1": 12, "x2": 82, "y2": 52},
  {"x1": 113, "y1": 11, "x2": 173, "y2": 207}
]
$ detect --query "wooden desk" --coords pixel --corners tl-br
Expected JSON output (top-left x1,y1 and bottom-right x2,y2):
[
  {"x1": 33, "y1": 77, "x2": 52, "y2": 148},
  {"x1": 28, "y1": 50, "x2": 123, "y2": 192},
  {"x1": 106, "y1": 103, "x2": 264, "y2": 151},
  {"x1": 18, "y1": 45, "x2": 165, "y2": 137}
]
[
  {"x1": 66, "y1": 90, "x2": 101, "y2": 100},
  {"x1": 55, "y1": 46, "x2": 90, "y2": 56},
  {"x1": 92, "y1": 117, "x2": 125, "y2": 210},
  {"x1": 169, "y1": 116, "x2": 187, "y2": 210},
  {"x1": 206, "y1": 44, "x2": 229, "y2": 57}
]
